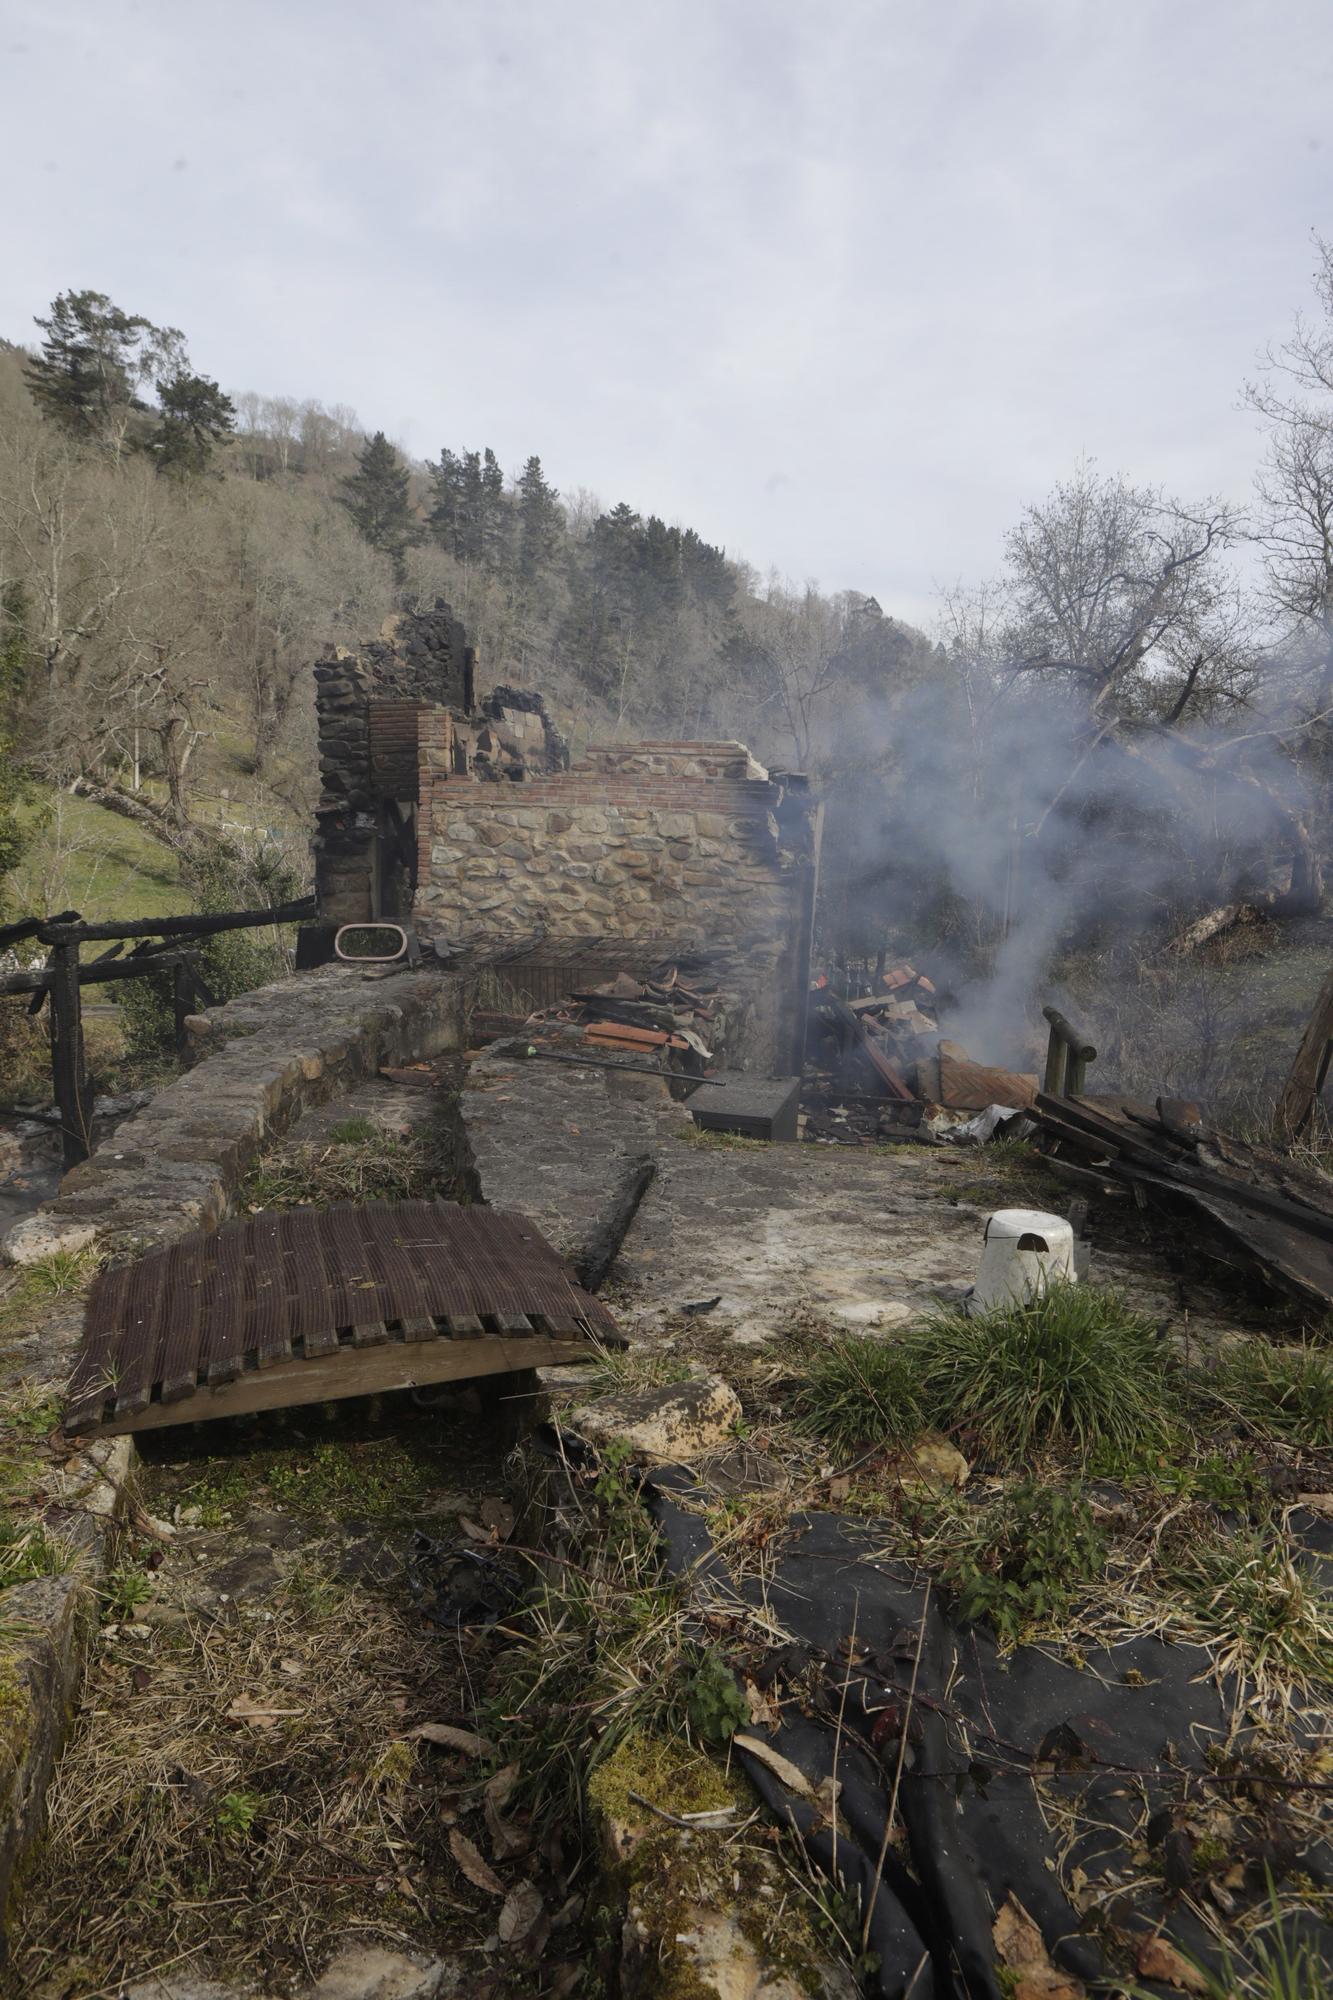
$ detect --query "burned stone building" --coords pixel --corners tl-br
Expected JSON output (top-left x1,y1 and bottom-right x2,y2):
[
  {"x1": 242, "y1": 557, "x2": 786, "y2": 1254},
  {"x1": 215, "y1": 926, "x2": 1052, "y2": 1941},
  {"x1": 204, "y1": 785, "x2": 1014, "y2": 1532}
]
[{"x1": 311, "y1": 603, "x2": 820, "y2": 1071}]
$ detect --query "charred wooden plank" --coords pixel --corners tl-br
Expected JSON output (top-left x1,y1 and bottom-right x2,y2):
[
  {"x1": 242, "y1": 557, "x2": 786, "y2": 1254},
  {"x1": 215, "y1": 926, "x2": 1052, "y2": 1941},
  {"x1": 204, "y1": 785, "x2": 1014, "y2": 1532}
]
[{"x1": 575, "y1": 1154, "x2": 658, "y2": 1294}]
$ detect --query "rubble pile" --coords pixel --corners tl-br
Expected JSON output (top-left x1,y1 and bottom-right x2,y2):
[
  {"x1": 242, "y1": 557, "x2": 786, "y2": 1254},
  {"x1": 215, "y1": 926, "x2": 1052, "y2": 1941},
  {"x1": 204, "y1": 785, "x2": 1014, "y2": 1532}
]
[
  {"x1": 516, "y1": 963, "x2": 721, "y2": 1075},
  {"x1": 804, "y1": 962, "x2": 1040, "y2": 1146}
]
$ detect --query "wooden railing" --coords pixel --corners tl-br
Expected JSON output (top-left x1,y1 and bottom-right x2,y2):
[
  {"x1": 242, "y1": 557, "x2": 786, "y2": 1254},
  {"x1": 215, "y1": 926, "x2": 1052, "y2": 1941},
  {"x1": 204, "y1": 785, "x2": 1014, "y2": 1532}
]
[
  {"x1": 1041, "y1": 1005, "x2": 1097, "y2": 1098},
  {"x1": 0, "y1": 897, "x2": 315, "y2": 1167}
]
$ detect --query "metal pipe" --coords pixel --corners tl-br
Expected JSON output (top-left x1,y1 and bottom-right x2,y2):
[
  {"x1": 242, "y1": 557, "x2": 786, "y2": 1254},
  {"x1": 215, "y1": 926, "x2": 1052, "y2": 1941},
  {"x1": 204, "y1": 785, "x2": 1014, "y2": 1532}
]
[{"x1": 517, "y1": 1047, "x2": 725, "y2": 1085}]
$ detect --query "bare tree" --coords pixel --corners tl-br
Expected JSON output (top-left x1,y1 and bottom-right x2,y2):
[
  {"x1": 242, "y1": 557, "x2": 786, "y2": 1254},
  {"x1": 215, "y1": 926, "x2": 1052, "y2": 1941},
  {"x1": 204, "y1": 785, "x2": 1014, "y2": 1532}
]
[
  {"x1": 730, "y1": 575, "x2": 848, "y2": 768},
  {"x1": 1000, "y1": 461, "x2": 1238, "y2": 720},
  {"x1": 1246, "y1": 234, "x2": 1333, "y2": 709}
]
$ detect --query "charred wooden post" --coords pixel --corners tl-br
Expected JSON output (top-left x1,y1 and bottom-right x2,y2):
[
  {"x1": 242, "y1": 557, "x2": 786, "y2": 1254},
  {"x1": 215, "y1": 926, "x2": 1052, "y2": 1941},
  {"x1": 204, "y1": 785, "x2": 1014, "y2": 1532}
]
[
  {"x1": 173, "y1": 961, "x2": 195, "y2": 1053},
  {"x1": 48, "y1": 940, "x2": 93, "y2": 1169},
  {"x1": 1041, "y1": 1006, "x2": 1096, "y2": 1099},
  {"x1": 1275, "y1": 961, "x2": 1333, "y2": 1145}
]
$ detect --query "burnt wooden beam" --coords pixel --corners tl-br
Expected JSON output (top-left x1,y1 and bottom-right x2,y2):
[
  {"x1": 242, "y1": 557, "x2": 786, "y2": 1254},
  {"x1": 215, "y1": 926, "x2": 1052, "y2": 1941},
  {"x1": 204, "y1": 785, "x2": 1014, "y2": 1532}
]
[
  {"x1": 0, "y1": 951, "x2": 198, "y2": 998},
  {"x1": 37, "y1": 895, "x2": 315, "y2": 947},
  {"x1": 576, "y1": 1153, "x2": 658, "y2": 1294},
  {"x1": 48, "y1": 941, "x2": 93, "y2": 1170}
]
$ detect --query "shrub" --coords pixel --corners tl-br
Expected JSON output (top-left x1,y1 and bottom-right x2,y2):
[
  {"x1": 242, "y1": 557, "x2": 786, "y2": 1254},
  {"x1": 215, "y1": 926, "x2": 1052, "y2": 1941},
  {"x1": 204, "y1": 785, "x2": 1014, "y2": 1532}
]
[
  {"x1": 908, "y1": 1282, "x2": 1170, "y2": 1461},
  {"x1": 118, "y1": 837, "x2": 304, "y2": 1058},
  {"x1": 792, "y1": 1336, "x2": 924, "y2": 1452}
]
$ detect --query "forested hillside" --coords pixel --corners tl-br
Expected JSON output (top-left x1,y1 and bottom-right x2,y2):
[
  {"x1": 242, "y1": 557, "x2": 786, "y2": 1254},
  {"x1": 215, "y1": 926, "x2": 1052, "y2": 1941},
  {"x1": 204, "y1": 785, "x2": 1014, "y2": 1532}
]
[
  {"x1": 3, "y1": 251, "x2": 1333, "y2": 1124},
  {"x1": 0, "y1": 291, "x2": 941, "y2": 931}
]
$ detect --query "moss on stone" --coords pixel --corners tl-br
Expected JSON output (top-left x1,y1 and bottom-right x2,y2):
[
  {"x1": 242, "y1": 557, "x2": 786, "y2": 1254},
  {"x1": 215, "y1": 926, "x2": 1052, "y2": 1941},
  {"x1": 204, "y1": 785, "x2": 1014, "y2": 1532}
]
[
  {"x1": 587, "y1": 1728, "x2": 741, "y2": 1833},
  {"x1": 590, "y1": 1731, "x2": 836, "y2": 1998}
]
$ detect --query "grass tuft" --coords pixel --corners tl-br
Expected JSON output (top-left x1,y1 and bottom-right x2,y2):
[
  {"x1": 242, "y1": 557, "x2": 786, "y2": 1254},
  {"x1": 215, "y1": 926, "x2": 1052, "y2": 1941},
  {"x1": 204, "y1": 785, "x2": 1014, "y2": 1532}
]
[
  {"x1": 239, "y1": 1130, "x2": 449, "y2": 1210},
  {"x1": 794, "y1": 1285, "x2": 1170, "y2": 1464},
  {"x1": 1165, "y1": 1528, "x2": 1333, "y2": 1692},
  {"x1": 908, "y1": 1282, "x2": 1169, "y2": 1461},
  {"x1": 328, "y1": 1115, "x2": 378, "y2": 1145},
  {"x1": 0, "y1": 1520, "x2": 76, "y2": 1589},
  {"x1": 0, "y1": 1247, "x2": 103, "y2": 1336},
  {"x1": 792, "y1": 1337, "x2": 923, "y2": 1451},
  {"x1": 1208, "y1": 1342, "x2": 1333, "y2": 1451}
]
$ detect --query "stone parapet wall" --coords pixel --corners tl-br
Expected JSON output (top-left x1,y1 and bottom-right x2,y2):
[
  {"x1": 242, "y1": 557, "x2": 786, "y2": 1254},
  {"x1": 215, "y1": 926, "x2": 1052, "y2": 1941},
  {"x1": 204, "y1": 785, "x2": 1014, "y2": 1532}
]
[
  {"x1": 0, "y1": 963, "x2": 467, "y2": 1950},
  {"x1": 7, "y1": 966, "x2": 465, "y2": 1263}
]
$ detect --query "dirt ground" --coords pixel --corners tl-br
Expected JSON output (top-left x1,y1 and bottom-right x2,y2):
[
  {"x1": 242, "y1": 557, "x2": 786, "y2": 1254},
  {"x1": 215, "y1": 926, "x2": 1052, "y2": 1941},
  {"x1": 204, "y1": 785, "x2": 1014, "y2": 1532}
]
[
  {"x1": 8, "y1": 1080, "x2": 582, "y2": 2000},
  {"x1": 7, "y1": 1059, "x2": 1313, "y2": 1998}
]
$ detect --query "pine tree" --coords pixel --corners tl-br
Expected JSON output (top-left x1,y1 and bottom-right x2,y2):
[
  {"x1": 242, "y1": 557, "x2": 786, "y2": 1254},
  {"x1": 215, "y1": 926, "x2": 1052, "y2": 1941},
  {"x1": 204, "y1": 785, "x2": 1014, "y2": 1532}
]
[
  {"x1": 338, "y1": 431, "x2": 418, "y2": 581},
  {"x1": 480, "y1": 448, "x2": 508, "y2": 570},
  {"x1": 25, "y1": 290, "x2": 183, "y2": 451},
  {"x1": 458, "y1": 451, "x2": 484, "y2": 563},
  {"x1": 428, "y1": 447, "x2": 465, "y2": 557},
  {"x1": 517, "y1": 455, "x2": 562, "y2": 580},
  {"x1": 152, "y1": 372, "x2": 236, "y2": 477}
]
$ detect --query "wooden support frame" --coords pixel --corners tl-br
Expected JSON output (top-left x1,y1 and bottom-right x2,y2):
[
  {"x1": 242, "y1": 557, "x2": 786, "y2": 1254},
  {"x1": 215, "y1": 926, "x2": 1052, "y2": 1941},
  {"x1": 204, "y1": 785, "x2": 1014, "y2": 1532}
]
[
  {"x1": 48, "y1": 941, "x2": 93, "y2": 1172},
  {"x1": 88, "y1": 1333, "x2": 597, "y2": 1436},
  {"x1": 1042, "y1": 1005, "x2": 1097, "y2": 1099}
]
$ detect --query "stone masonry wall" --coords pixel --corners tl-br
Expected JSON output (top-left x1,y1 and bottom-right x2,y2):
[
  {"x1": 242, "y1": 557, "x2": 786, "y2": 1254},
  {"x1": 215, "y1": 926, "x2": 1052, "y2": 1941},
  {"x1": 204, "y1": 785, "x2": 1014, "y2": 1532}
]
[{"x1": 414, "y1": 735, "x2": 819, "y2": 1072}]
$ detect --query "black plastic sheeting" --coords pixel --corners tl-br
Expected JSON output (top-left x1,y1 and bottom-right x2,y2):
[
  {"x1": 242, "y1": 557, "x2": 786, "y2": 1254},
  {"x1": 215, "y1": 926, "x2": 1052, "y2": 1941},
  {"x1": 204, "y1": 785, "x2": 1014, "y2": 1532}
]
[{"x1": 646, "y1": 1473, "x2": 1333, "y2": 2000}]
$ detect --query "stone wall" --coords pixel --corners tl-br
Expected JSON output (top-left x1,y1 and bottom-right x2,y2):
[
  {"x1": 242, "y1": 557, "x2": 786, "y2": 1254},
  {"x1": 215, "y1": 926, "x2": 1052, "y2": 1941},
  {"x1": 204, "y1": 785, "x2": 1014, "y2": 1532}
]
[{"x1": 414, "y1": 739, "x2": 820, "y2": 1073}]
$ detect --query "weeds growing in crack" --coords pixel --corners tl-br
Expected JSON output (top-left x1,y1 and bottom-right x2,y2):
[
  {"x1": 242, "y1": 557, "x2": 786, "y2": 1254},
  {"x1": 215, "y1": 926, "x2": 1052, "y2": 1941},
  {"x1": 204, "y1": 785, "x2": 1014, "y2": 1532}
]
[
  {"x1": 1204, "y1": 1343, "x2": 1333, "y2": 1452},
  {"x1": 484, "y1": 1442, "x2": 747, "y2": 1834}
]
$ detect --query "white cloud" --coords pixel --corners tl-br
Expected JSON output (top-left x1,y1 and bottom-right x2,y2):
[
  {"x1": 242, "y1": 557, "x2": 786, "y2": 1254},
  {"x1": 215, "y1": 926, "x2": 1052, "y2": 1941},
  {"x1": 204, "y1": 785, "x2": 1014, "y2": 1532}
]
[{"x1": 3, "y1": 0, "x2": 1331, "y2": 629}]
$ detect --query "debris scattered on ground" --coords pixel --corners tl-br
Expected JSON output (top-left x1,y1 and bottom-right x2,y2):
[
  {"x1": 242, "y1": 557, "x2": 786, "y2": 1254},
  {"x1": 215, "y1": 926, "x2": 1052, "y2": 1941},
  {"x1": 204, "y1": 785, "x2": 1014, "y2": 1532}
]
[{"x1": 1029, "y1": 1088, "x2": 1333, "y2": 1308}]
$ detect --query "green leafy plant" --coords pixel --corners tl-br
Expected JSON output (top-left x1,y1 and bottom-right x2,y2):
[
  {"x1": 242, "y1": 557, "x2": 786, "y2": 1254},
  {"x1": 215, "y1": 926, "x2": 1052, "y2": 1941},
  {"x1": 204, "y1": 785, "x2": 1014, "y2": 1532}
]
[
  {"x1": 684, "y1": 1651, "x2": 749, "y2": 1746},
  {"x1": 214, "y1": 1790, "x2": 262, "y2": 1841},
  {"x1": 103, "y1": 1563, "x2": 152, "y2": 1620},
  {"x1": 908, "y1": 1283, "x2": 1170, "y2": 1461},
  {"x1": 118, "y1": 837, "x2": 303, "y2": 1057},
  {"x1": 942, "y1": 1481, "x2": 1105, "y2": 1648},
  {"x1": 1086, "y1": 1437, "x2": 1263, "y2": 1511}
]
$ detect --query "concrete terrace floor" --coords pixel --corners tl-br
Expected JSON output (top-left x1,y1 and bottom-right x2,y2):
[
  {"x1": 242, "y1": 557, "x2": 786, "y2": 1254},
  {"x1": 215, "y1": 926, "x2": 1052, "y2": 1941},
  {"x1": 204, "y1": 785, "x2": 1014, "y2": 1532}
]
[{"x1": 461, "y1": 1051, "x2": 1284, "y2": 1358}]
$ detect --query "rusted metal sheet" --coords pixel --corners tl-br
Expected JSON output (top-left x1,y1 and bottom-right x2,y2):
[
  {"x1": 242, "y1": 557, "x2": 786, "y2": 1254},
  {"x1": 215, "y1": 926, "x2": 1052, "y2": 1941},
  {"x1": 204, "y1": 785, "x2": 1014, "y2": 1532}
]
[{"x1": 65, "y1": 1201, "x2": 621, "y2": 1437}]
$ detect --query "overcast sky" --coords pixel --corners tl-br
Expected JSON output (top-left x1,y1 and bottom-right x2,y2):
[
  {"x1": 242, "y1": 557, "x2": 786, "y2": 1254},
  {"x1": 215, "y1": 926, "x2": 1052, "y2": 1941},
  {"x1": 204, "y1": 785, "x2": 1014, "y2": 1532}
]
[{"x1": 3, "y1": 0, "x2": 1331, "y2": 626}]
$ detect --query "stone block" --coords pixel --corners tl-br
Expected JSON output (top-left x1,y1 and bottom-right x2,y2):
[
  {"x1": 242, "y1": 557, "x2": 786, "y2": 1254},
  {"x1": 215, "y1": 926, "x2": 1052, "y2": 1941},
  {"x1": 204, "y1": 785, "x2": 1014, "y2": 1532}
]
[
  {"x1": 571, "y1": 1375, "x2": 741, "y2": 1462},
  {"x1": 3, "y1": 1215, "x2": 100, "y2": 1265}
]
